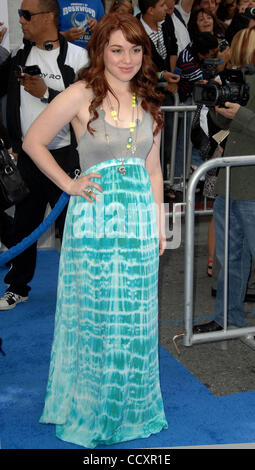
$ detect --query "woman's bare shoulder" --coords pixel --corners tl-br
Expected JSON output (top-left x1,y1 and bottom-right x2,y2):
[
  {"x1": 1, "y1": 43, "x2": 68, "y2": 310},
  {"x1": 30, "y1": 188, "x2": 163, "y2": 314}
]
[{"x1": 66, "y1": 80, "x2": 93, "y2": 100}]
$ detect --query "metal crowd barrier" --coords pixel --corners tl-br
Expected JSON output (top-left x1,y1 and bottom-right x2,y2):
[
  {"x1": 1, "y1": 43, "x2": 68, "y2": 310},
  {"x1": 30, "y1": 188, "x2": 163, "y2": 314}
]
[
  {"x1": 183, "y1": 154, "x2": 255, "y2": 348},
  {"x1": 160, "y1": 93, "x2": 180, "y2": 183},
  {"x1": 161, "y1": 98, "x2": 206, "y2": 206},
  {"x1": 161, "y1": 98, "x2": 197, "y2": 187}
]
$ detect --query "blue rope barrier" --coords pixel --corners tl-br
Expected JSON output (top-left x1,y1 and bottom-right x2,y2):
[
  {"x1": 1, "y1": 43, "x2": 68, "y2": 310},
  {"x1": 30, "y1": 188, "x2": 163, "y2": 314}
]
[{"x1": 0, "y1": 192, "x2": 70, "y2": 266}]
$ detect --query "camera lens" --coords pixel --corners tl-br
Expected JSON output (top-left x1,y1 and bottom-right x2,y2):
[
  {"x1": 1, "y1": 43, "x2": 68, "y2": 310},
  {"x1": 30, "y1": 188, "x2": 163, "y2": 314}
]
[
  {"x1": 204, "y1": 87, "x2": 217, "y2": 102},
  {"x1": 245, "y1": 6, "x2": 255, "y2": 18}
]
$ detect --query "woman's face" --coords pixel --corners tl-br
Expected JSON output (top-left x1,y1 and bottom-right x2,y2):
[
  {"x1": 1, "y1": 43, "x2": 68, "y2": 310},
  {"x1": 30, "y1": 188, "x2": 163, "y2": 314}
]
[
  {"x1": 103, "y1": 29, "x2": 143, "y2": 85},
  {"x1": 197, "y1": 12, "x2": 214, "y2": 33}
]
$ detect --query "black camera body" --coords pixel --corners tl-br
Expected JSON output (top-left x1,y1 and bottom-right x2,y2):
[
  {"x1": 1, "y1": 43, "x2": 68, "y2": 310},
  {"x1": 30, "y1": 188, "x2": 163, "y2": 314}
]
[
  {"x1": 193, "y1": 59, "x2": 250, "y2": 107},
  {"x1": 244, "y1": 6, "x2": 255, "y2": 18},
  {"x1": 15, "y1": 64, "x2": 41, "y2": 78},
  {"x1": 200, "y1": 57, "x2": 221, "y2": 80}
]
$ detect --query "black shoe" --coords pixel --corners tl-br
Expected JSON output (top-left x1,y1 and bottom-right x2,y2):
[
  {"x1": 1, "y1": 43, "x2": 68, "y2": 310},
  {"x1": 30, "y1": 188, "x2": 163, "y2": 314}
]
[{"x1": 193, "y1": 320, "x2": 223, "y2": 334}]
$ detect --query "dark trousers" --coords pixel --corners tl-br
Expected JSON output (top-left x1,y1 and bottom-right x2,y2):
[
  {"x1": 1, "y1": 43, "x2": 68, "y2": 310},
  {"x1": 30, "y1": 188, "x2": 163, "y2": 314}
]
[
  {"x1": 0, "y1": 210, "x2": 14, "y2": 248},
  {"x1": 4, "y1": 146, "x2": 80, "y2": 297}
]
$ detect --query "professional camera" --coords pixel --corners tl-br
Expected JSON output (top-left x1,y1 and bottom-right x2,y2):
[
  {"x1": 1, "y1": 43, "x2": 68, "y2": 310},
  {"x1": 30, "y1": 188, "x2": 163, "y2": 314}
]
[
  {"x1": 14, "y1": 64, "x2": 41, "y2": 78},
  {"x1": 244, "y1": 6, "x2": 255, "y2": 18},
  {"x1": 200, "y1": 57, "x2": 222, "y2": 80},
  {"x1": 192, "y1": 59, "x2": 250, "y2": 107}
]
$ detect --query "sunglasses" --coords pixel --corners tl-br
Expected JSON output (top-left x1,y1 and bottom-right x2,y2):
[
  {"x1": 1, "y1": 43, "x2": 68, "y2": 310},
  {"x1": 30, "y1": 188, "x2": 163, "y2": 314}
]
[{"x1": 18, "y1": 9, "x2": 50, "y2": 21}]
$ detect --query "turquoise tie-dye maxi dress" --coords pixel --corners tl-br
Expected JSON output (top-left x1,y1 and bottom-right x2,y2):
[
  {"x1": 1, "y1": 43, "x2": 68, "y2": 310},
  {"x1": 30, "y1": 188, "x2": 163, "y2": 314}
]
[{"x1": 39, "y1": 153, "x2": 168, "y2": 448}]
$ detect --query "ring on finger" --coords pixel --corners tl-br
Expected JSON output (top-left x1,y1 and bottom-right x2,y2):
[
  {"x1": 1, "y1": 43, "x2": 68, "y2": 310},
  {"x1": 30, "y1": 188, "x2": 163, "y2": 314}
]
[{"x1": 85, "y1": 187, "x2": 93, "y2": 195}]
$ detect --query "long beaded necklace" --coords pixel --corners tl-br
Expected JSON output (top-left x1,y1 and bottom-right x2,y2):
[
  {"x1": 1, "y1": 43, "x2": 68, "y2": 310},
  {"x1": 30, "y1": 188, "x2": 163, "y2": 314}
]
[{"x1": 104, "y1": 92, "x2": 138, "y2": 176}]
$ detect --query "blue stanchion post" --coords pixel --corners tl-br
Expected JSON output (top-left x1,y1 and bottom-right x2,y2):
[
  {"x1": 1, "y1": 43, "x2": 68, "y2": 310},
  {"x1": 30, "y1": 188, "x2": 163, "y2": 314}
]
[{"x1": 0, "y1": 192, "x2": 70, "y2": 266}]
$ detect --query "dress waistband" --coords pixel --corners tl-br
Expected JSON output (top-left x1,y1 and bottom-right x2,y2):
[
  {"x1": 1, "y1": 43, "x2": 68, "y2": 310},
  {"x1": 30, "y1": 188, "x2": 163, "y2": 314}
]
[{"x1": 82, "y1": 157, "x2": 146, "y2": 176}]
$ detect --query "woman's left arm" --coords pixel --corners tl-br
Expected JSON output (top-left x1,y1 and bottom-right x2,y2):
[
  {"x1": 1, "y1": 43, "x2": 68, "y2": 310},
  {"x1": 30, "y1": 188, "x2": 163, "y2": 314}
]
[{"x1": 145, "y1": 130, "x2": 166, "y2": 256}]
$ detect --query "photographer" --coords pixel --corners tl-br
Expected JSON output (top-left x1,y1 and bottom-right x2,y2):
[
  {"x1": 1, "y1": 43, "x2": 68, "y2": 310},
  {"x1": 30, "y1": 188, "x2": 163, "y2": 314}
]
[
  {"x1": 193, "y1": 27, "x2": 255, "y2": 333},
  {"x1": 172, "y1": 32, "x2": 219, "y2": 182}
]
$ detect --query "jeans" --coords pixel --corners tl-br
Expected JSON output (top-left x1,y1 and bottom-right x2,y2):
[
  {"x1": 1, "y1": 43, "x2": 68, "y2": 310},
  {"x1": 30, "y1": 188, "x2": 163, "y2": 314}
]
[{"x1": 213, "y1": 195, "x2": 255, "y2": 327}]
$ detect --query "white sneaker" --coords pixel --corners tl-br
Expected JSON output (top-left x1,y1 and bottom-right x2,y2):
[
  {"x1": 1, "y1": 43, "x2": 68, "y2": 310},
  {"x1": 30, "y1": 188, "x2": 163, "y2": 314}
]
[{"x1": 0, "y1": 291, "x2": 28, "y2": 310}]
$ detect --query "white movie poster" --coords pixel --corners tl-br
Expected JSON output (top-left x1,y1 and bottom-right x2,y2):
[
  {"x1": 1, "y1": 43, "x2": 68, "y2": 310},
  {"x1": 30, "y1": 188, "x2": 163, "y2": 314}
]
[{"x1": 1, "y1": 0, "x2": 10, "y2": 50}]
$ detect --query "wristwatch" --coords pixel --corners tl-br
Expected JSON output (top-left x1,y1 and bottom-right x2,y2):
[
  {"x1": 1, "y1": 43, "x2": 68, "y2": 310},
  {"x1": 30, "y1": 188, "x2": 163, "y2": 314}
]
[{"x1": 40, "y1": 88, "x2": 49, "y2": 103}]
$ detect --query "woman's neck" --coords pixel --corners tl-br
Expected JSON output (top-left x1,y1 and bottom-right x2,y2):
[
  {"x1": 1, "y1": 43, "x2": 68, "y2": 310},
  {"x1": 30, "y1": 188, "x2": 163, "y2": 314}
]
[{"x1": 104, "y1": 73, "x2": 131, "y2": 96}]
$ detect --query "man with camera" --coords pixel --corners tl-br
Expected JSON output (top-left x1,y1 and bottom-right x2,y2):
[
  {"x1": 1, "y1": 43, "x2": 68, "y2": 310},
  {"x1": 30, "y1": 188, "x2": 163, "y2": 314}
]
[
  {"x1": 0, "y1": 0, "x2": 88, "y2": 310},
  {"x1": 171, "y1": 31, "x2": 219, "y2": 181},
  {"x1": 192, "y1": 43, "x2": 255, "y2": 333}
]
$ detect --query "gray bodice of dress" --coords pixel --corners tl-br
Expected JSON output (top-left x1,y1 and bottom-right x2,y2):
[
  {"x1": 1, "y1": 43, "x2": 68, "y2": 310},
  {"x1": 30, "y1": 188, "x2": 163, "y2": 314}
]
[{"x1": 77, "y1": 108, "x2": 154, "y2": 172}]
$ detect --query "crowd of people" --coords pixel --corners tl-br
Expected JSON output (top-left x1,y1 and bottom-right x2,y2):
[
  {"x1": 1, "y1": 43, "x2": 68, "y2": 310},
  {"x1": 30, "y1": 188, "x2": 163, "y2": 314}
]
[{"x1": 1, "y1": 0, "x2": 255, "y2": 449}]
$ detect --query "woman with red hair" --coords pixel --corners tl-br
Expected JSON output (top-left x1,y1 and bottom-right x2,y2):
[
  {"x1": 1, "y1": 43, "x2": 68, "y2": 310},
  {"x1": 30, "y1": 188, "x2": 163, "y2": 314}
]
[{"x1": 23, "y1": 13, "x2": 168, "y2": 448}]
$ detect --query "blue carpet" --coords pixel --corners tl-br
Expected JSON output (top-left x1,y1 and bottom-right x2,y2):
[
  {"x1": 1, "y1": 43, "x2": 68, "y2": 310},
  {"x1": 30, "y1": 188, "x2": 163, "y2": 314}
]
[{"x1": 1, "y1": 250, "x2": 255, "y2": 449}]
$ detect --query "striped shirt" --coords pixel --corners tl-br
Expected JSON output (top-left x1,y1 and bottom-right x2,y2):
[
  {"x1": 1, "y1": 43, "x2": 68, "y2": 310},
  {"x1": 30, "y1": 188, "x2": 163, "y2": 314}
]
[
  {"x1": 177, "y1": 43, "x2": 203, "y2": 101},
  {"x1": 140, "y1": 17, "x2": 167, "y2": 60}
]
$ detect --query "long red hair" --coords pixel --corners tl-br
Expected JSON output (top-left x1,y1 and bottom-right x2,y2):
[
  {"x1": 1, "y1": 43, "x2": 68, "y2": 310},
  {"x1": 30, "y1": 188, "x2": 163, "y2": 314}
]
[{"x1": 78, "y1": 13, "x2": 164, "y2": 135}]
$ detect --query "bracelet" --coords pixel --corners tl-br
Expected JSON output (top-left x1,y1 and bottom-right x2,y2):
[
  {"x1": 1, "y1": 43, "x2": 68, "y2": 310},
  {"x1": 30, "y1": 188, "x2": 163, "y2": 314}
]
[{"x1": 157, "y1": 71, "x2": 167, "y2": 81}]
